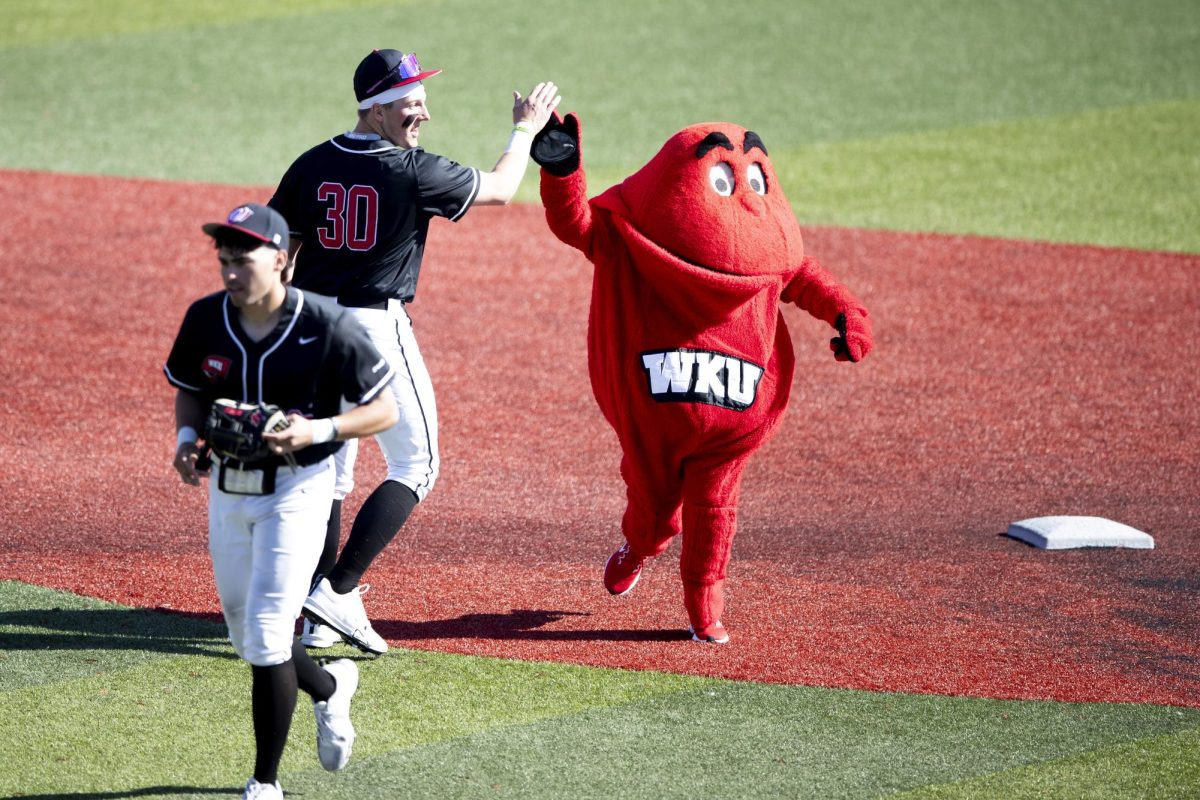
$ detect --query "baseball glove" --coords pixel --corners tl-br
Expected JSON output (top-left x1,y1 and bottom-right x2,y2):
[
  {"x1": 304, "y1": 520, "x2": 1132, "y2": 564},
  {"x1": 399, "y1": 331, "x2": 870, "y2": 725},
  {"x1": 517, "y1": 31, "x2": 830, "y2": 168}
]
[{"x1": 204, "y1": 399, "x2": 291, "y2": 463}]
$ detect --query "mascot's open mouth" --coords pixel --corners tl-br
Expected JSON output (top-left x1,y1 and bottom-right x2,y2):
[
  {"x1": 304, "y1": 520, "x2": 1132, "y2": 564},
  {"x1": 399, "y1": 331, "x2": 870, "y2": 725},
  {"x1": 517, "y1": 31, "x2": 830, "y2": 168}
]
[
  {"x1": 629, "y1": 220, "x2": 782, "y2": 283},
  {"x1": 625, "y1": 217, "x2": 735, "y2": 277},
  {"x1": 674, "y1": 249, "x2": 729, "y2": 275}
]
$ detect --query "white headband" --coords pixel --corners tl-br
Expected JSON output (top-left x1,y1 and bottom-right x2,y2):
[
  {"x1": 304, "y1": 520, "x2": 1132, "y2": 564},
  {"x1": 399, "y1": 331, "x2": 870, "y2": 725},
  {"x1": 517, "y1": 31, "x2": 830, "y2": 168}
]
[{"x1": 358, "y1": 81, "x2": 424, "y2": 110}]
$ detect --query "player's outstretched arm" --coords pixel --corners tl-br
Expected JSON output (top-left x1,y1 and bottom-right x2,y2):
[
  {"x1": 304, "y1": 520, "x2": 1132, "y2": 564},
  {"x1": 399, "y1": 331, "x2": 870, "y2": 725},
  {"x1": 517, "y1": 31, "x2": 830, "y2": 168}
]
[
  {"x1": 263, "y1": 392, "x2": 399, "y2": 455},
  {"x1": 474, "y1": 81, "x2": 562, "y2": 205}
]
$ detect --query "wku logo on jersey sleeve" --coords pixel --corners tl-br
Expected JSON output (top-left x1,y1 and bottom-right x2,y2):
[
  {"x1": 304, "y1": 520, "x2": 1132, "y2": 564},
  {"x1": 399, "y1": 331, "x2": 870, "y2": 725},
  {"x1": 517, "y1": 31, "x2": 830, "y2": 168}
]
[
  {"x1": 640, "y1": 348, "x2": 764, "y2": 411},
  {"x1": 202, "y1": 355, "x2": 232, "y2": 382}
]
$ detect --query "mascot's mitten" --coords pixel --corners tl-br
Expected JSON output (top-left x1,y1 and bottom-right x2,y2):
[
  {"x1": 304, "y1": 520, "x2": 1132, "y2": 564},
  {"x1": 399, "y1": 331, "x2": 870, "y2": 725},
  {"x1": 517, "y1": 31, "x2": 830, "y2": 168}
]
[
  {"x1": 538, "y1": 117, "x2": 874, "y2": 644},
  {"x1": 538, "y1": 113, "x2": 592, "y2": 254},
  {"x1": 832, "y1": 309, "x2": 873, "y2": 363},
  {"x1": 532, "y1": 112, "x2": 580, "y2": 177}
]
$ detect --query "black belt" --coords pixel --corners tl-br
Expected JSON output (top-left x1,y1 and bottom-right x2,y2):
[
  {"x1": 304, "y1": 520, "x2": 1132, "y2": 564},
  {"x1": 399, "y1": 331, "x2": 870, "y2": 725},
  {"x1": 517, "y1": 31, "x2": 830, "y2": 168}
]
[
  {"x1": 220, "y1": 451, "x2": 327, "y2": 471},
  {"x1": 339, "y1": 298, "x2": 390, "y2": 310},
  {"x1": 217, "y1": 459, "x2": 278, "y2": 495}
]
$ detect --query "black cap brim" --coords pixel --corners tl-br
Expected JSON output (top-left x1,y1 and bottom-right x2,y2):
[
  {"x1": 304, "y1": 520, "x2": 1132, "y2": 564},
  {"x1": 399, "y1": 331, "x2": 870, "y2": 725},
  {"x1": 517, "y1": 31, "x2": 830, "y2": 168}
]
[{"x1": 201, "y1": 222, "x2": 284, "y2": 249}]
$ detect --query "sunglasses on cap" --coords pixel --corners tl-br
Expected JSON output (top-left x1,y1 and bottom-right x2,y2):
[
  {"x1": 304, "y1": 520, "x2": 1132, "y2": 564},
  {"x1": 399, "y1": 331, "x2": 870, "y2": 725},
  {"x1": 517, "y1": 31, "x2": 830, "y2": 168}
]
[{"x1": 365, "y1": 52, "x2": 424, "y2": 96}]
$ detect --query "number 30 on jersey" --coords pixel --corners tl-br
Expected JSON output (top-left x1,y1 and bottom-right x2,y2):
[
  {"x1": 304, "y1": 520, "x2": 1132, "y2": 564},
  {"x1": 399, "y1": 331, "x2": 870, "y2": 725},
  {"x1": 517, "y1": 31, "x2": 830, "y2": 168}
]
[{"x1": 316, "y1": 182, "x2": 379, "y2": 251}]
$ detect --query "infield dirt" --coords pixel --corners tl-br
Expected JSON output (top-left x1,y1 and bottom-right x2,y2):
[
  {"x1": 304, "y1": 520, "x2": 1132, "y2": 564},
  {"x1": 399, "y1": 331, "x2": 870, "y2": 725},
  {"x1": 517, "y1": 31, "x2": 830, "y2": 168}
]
[{"x1": 1, "y1": 169, "x2": 1196, "y2": 707}]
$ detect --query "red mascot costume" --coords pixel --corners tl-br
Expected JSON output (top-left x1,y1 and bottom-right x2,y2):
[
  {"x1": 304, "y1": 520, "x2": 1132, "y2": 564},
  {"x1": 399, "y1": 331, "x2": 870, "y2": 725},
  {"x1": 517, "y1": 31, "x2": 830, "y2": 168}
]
[{"x1": 532, "y1": 115, "x2": 873, "y2": 643}]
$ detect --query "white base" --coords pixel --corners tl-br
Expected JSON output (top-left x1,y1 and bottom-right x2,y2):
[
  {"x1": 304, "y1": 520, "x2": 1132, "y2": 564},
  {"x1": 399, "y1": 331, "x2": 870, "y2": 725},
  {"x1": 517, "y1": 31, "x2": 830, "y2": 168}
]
[{"x1": 1007, "y1": 516, "x2": 1154, "y2": 550}]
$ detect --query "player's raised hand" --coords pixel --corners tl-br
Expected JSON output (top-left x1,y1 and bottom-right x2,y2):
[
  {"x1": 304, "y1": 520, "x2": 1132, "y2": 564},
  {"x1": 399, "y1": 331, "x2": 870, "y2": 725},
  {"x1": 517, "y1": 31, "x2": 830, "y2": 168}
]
[{"x1": 512, "y1": 81, "x2": 561, "y2": 131}]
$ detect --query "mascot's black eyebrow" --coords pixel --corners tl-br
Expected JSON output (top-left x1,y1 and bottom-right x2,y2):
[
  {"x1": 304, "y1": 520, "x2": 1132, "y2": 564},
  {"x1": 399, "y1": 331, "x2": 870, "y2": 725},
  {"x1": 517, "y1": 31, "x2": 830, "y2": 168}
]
[
  {"x1": 744, "y1": 131, "x2": 768, "y2": 155},
  {"x1": 695, "y1": 132, "x2": 735, "y2": 158}
]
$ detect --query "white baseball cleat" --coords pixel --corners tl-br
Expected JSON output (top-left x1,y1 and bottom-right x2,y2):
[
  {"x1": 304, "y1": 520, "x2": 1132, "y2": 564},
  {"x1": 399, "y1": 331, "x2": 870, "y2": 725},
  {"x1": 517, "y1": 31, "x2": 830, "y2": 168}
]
[
  {"x1": 242, "y1": 778, "x2": 283, "y2": 799},
  {"x1": 300, "y1": 618, "x2": 343, "y2": 649},
  {"x1": 313, "y1": 658, "x2": 359, "y2": 771},
  {"x1": 303, "y1": 578, "x2": 388, "y2": 655}
]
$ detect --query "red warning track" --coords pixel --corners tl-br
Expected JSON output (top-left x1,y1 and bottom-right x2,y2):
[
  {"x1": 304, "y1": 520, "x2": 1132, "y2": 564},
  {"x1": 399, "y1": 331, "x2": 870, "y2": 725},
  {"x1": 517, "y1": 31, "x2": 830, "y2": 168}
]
[{"x1": 1, "y1": 169, "x2": 1197, "y2": 707}]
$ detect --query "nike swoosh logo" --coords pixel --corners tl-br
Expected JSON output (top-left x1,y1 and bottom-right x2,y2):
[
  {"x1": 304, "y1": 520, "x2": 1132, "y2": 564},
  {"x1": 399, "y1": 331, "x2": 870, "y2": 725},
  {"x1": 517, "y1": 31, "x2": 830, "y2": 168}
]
[
  {"x1": 299, "y1": 336, "x2": 319, "y2": 345},
  {"x1": 371, "y1": 358, "x2": 387, "y2": 373}
]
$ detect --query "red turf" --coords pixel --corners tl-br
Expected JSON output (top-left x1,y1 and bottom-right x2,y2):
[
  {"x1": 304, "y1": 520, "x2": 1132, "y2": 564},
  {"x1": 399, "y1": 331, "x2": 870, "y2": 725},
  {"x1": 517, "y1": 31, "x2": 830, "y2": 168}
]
[{"x1": 1, "y1": 169, "x2": 1196, "y2": 707}]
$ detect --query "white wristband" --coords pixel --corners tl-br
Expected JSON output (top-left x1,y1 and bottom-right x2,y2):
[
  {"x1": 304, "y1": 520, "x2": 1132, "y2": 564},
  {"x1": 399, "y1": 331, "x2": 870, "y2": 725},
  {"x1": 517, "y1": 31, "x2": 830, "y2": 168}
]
[
  {"x1": 505, "y1": 125, "x2": 534, "y2": 154},
  {"x1": 176, "y1": 426, "x2": 198, "y2": 449},
  {"x1": 310, "y1": 417, "x2": 338, "y2": 444}
]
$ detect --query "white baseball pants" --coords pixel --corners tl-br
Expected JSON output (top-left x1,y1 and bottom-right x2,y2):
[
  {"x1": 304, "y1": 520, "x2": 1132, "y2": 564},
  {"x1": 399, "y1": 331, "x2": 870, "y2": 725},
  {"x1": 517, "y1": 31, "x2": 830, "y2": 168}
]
[
  {"x1": 208, "y1": 458, "x2": 334, "y2": 666},
  {"x1": 334, "y1": 299, "x2": 439, "y2": 503}
]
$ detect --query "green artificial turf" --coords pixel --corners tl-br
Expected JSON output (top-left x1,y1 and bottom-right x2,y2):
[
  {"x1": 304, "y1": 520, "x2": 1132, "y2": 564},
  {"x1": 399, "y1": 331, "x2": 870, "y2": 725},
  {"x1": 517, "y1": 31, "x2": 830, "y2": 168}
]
[
  {"x1": 0, "y1": 581, "x2": 228, "y2": 691},
  {"x1": 0, "y1": 0, "x2": 396, "y2": 46},
  {"x1": 894, "y1": 727, "x2": 1200, "y2": 799},
  {"x1": 783, "y1": 99, "x2": 1200, "y2": 252},
  {"x1": 310, "y1": 684, "x2": 1200, "y2": 799},
  {"x1": 3, "y1": 582, "x2": 1198, "y2": 798},
  {"x1": 1, "y1": 0, "x2": 1196, "y2": 251}
]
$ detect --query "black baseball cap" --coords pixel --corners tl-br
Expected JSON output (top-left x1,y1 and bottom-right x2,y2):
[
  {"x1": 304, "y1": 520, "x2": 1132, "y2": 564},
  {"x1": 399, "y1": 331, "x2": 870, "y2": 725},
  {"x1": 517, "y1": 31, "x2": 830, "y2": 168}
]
[
  {"x1": 354, "y1": 49, "x2": 441, "y2": 106},
  {"x1": 202, "y1": 203, "x2": 289, "y2": 251}
]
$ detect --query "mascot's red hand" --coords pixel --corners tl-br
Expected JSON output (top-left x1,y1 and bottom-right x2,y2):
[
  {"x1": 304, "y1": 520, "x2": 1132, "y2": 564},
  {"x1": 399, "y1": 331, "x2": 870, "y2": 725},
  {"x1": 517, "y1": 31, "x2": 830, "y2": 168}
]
[
  {"x1": 830, "y1": 308, "x2": 873, "y2": 363},
  {"x1": 538, "y1": 112, "x2": 592, "y2": 252},
  {"x1": 784, "y1": 256, "x2": 873, "y2": 363},
  {"x1": 532, "y1": 112, "x2": 580, "y2": 176}
]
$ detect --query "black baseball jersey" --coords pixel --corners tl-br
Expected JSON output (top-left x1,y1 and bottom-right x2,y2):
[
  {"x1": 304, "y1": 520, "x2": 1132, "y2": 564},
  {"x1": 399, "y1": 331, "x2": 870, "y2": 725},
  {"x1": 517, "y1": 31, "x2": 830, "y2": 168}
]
[
  {"x1": 163, "y1": 287, "x2": 395, "y2": 466},
  {"x1": 269, "y1": 133, "x2": 479, "y2": 305}
]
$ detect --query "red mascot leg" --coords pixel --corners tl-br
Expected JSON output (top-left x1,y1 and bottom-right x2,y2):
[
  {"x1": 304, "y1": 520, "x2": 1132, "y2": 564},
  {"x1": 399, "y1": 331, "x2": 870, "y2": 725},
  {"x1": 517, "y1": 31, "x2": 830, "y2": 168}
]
[
  {"x1": 605, "y1": 453, "x2": 682, "y2": 595},
  {"x1": 679, "y1": 503, "x2": 736, "y2": 643},
  {"x1": 620, "y1": 485, "x2": 682, "y2": 558},
  {"x1": 677, "y1": 450, "x2": 751, "y2": 643}
]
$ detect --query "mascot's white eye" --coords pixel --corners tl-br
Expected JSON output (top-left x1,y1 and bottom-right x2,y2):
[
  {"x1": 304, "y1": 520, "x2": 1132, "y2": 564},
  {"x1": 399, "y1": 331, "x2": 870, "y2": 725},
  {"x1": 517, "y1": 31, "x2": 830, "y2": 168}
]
[
  {"x1": 708, "y1": 163, "x2": 735, "y2": 196},
  {"x1": 746, "y1": 163, "x2": 767, "y2": 195}
]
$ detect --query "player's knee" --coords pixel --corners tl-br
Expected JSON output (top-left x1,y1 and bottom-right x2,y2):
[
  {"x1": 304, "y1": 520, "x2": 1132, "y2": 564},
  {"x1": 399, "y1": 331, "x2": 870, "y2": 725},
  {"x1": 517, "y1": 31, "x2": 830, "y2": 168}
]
[
  {"x1": 237, "y1": 626, "x2": 295, "y2": 667},
  {"x1": 385, "y1": 467, "x2": 436, "y2": 500},
  {"x1": 240, "y1": 639, "x2": 294, "y2": 667}
]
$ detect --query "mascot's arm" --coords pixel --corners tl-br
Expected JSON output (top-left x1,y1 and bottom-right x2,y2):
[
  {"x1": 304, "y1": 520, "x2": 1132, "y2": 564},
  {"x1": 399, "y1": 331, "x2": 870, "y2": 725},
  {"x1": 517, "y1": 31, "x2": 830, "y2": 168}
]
[
  {"x1": 783, "y1": 256, "x2": 874, "y2": 363},
  {"x1": 533, "y1": 112, "x2": 594, "y2": 253}
]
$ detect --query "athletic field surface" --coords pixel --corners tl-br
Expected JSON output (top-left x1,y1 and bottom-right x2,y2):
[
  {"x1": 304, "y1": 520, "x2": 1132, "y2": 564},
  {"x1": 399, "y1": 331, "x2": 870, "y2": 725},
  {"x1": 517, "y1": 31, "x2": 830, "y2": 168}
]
[{"x1": 1, "y1": 1, "x2": 1197, "y2": 797}]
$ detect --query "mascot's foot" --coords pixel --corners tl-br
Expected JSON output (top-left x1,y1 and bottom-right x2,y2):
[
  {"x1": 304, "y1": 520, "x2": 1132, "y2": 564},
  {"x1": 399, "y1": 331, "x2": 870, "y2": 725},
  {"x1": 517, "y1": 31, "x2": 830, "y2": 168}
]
[
  {"x1": 689, "y1": 622, "x2": 730, "y2": 645},
  {"x1": 683, "y1": 580, "x2": 727, "y2": 643},
  {"x1": 603, "y1": 543, "x2": 644, "y2": 595}
]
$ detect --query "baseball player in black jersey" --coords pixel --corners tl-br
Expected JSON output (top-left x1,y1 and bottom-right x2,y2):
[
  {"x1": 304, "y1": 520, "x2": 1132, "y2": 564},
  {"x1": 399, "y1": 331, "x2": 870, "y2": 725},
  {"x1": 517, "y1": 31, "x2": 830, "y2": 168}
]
[
  {"x1": 165, "y1": 203, "x2": 399, "y2": 800},
  {"x1": 268, "y1": 48, "x2": 561, "y2": 654}
]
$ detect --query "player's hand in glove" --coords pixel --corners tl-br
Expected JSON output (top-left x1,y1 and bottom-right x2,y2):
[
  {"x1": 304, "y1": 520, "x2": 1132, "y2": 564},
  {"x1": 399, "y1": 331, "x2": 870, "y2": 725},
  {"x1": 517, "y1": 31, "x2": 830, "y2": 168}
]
[
  {"x1": 830, "y1": 309, "x2": 873, "y2": 363},
  {"x1": 204, "y1": 400, "x2": 291, "y2": 462},
  {"x1": 532, "y1": 112, "x2": 580, "y2": 177}
]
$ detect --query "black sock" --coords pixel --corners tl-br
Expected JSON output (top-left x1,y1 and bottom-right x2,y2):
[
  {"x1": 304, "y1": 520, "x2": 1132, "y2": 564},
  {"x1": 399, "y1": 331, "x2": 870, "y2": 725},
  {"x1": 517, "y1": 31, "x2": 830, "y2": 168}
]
[
  {"x1": 312, "y1": 499, "x2": 343, "y2": 589},
  {"x1": 250, "y1": 660, "x2": 298, "y2": 785},
  {"x1": 328, "y1": 481, "x2": 418, "y2": 593},
  {"x1": 291, "y1": 639, "x2": 335, "y2": 702}
]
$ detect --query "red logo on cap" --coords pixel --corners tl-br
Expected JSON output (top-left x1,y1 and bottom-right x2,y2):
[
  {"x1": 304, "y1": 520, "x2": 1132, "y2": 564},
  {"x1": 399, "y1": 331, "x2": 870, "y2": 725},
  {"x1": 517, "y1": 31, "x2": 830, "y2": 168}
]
[{"x1": 202, "y1": 355, "x2": 231, "y2": 382}]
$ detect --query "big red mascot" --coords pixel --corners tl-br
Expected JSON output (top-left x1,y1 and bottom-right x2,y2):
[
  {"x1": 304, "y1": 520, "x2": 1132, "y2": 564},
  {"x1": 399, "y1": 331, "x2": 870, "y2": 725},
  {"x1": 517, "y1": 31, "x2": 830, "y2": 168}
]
[{"x1": 532, "y1": 115, "x2": 873, "y2": 643}]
